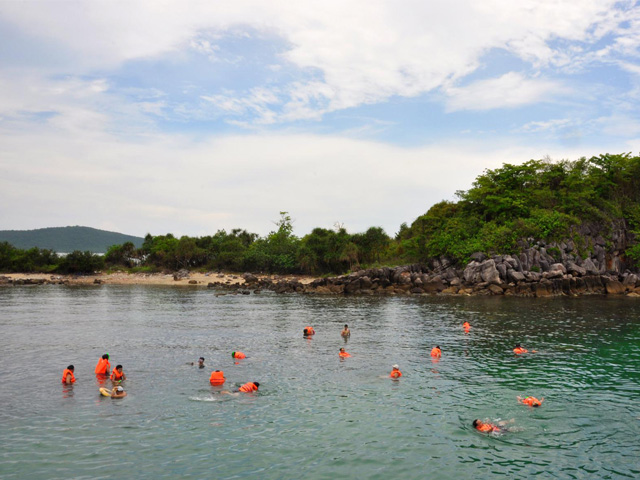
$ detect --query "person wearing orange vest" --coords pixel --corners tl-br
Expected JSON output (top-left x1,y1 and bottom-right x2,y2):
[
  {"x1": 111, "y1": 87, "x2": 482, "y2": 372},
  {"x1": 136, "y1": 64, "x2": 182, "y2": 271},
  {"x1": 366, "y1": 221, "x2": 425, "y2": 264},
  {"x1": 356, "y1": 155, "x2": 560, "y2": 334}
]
[
  {"x1": 430, "y1": 346, "x2": 442, "y2": 358},
  {"x1": 209, "y1": 370, "x2": 226, "y2": 386},
  {"x1": 95, "y1": 354, "x2": 111, "y2": 375},
  {"x1": 390, "y1": 364, "x2": 402, "y2": 378},
  {"x1": 110, "y1": 365, "x2": 126, "y2": 382},
  {"x1": 463, "y1": 321, "x2": 471, "y2": 331},
  {"x1": 303, "y1": 326, "x2": 315, "y2": 336},
  {"x1": 339, "y1": 347, "x2": 351, "y2": 358},
  {"x1": 473, "y1": 419, "x2": 501, "y2": 433},
  {"x1": 238, "y1": 382, "x2": 259, "y2": 393},
  {"x1": 232, "y1": 351, "x2": 246, "y2": 359},
  {"x1": 513, "y1": 344, "x2": 528, "y2": 354},
  {"x1": 62, "y1": 365, "x2": 76, "y2": 384},
  {"x1": 518, "y1": 396, "x2": 544, "y2": 407}
]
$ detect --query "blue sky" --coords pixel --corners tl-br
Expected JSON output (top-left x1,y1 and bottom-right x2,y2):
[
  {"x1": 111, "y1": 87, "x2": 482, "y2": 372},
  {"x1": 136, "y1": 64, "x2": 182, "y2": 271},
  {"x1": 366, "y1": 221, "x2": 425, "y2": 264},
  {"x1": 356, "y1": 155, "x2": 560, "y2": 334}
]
[{"x1": 1, "y1": 1, "x2": 639, "y2": 238}]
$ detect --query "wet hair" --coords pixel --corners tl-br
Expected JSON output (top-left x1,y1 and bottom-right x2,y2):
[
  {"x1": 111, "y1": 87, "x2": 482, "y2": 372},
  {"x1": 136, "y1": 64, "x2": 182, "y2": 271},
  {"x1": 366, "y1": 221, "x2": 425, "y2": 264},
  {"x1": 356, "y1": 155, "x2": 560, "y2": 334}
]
[
  {"x1": 472, "y1": 419, "x2": 480, "y2": 428},
  {"x1": 116, "y1": 365, "x2": 123, "y2": 370},
  {"x1": 340, "y1": 348, "x2": 345, "y2": 352},
  {"x1": 67, "y1": 365, "x2": 74, "y2": 370},
  {"x1": 515, "y1": 344, "x2": 521, "y2": 348},
  {"x1": 253, "y1": 382, "x2": 260, "y2": 388},
  {"x1": 344, "y1": 324, "x2": 348, "y2": 328},
  {"x1": 532, "y1": 403, "x2": 540, "y2": 407},
  {"x1": 102, "y1": 354, "x2": 109, "y2": 360},
  {"x1": 436, "y1": 346, "x2": 440, "y2": 349},
  {"x1": 199, "y1": 357, "x2": 205, "y2": 362}
]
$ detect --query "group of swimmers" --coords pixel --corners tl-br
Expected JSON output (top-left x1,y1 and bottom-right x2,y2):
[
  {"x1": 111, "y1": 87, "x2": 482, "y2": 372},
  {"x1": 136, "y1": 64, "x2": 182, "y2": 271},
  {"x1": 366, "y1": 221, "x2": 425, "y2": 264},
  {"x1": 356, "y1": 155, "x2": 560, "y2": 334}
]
[{"x1": 62, "y1": 321, "x2": 544, "y2": 428}]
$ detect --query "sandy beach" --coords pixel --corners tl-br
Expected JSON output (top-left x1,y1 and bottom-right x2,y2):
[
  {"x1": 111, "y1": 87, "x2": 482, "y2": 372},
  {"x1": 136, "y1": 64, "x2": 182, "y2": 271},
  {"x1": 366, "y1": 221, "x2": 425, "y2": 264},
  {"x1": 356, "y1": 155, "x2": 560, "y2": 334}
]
[{"x1": 2, "y1": 272, "x2": 316, "y2": 287}]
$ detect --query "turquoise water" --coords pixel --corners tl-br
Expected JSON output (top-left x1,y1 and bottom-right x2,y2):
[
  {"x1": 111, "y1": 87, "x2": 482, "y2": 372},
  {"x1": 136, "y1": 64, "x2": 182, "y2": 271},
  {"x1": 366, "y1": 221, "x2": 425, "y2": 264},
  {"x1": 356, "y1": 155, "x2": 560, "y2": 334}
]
[{"x1": 1, "y1": 286, "x2": 639, "y2": 479}]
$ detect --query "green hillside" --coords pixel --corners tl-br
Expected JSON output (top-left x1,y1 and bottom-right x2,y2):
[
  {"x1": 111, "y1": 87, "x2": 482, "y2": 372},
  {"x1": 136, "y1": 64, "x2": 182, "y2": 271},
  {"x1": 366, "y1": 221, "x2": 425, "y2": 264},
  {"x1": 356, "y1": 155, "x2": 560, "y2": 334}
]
[{"x1": 0, "y1": 226, "x2": 144, "y2": 253}]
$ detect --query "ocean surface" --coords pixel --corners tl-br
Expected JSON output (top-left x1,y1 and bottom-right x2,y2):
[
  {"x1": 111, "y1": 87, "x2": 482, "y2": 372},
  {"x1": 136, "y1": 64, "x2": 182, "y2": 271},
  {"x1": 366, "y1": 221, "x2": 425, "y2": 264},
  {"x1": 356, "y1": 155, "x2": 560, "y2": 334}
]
[{"x1": 0, "y1": 285, "x2": 639, "y2": 479}]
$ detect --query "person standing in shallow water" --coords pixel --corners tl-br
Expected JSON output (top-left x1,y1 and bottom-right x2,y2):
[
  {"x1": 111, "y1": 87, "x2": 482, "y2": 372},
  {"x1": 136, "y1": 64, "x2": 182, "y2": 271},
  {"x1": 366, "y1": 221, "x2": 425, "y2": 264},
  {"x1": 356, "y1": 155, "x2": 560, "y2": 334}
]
[
  {"x1": 95, "y1": 354, "x2": 111, "y2": 375},
  {"x1": 341, "y1": 324, "x2": 350, "y2": 337},
  {"x1": 62, "y1": 365, "x2": 75, "y2": 384}
]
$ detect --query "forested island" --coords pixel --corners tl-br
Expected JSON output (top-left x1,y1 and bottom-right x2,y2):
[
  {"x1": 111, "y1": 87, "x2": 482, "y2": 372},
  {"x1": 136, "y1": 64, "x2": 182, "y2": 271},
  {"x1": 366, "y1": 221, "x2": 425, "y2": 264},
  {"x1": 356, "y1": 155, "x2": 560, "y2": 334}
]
[{"x1": 2, "y1": 153, "x2": 640, "y2": 296}]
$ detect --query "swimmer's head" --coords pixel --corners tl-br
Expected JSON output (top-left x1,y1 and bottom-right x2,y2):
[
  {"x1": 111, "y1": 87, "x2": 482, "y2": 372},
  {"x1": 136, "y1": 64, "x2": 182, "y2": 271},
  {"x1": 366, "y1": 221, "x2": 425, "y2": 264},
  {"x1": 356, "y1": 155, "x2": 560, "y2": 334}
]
[
  {"x1": 392, "y1": 364, "x2": 399, "y2": 370},
  {"x1": 472, "y1": 419, "x2": 481, "y2": 428},
  {"x1": 116, "y1": 386, "x2": 124, "y2": 392},
  {"x1": 436, "y1": 345, "x2": 440, "y2": 349},
  {"x1": 340, "y1": 348, "x2": 345, "y2": 352},
  {"x1": 199, "y1": 357, "x2": 205, "y2": 362},
  {"x1": 515, "y1": 344, "x2": 521, "y2": 348},
  {"x1": 253, "y1": 382, "x2": 260, "y2": 388},
  {"x1": 102, "y1": 354, "x2": 109, "y2": 360},
  {"x1": 115, "y1": 365, "x2": 122, "y2": 371},
  {"x1": 67, "y1": 365, "x2": 74, "y2": 371},
  {"x1": 344, "y1": 324, "x2": 348, "y2": 328}
]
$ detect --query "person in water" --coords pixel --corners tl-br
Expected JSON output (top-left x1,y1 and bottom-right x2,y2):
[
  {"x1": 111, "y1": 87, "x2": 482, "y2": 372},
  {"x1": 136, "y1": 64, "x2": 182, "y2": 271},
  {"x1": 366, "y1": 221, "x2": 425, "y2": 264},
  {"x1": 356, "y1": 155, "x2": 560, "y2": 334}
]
[
  {"x1": 430, "y1": 346, "x2": 442, "y2": 358},
  {"x1": 110, "y1": 365, "x2": 126, "y2": 382},
  {"x1": 193, "y1": 357, "x2": 205, "y2": 368},
  {"x1": 209, "y1": 370, "x2": 225, "y2": 385},
  {"x1": 513, "y1": 344, "x2": 535, "y2": 354},
  {"x1": 341, "y1": 324, "x2": 350, "y2": 337},
  {"x1": 473, "y1": 419, "x2": 501, "y2": 433},
  {"x1": 463, "y1": 321, "x2": 471, "y2": 331},
  {"x1": 232, "y1": 351, "x2": 246, "y2": 359},
  {"x1": 339, "y1": 348, "x2": 351, "y2": 358},
  {"x1": 109, "y1": 386, "x2": 127, "y2": 398},
  {"x1": 518, "y1": 395, "x2": 544, "y2": 407},
  {"x1": 95, "y1": 354, "x2": 111, "y2": 375},
  {"x1": 238, "y1": 381, "x2": 259, "y2": 393},
  {"x1": 303, "y1": 326, "x2": 315, "y2": 336},
  {"x1": 62, "y1": 365, "x2": 76, "y2": 384},
  {"x1": 390, "y1": 364, "x2": 402, "y2": 378}
]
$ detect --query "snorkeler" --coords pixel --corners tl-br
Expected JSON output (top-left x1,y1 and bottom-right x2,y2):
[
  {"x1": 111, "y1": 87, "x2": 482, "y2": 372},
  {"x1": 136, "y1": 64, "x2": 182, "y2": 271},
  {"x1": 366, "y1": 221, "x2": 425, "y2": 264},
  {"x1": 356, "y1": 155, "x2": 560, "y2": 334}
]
[
  {"x1": 389, "y1": 364, "x2": 402, "y2": 378},
  {"x1": 341, "y1": 324, "x2": 350, "y2": 337},
  {"x1": 339, "y1": 348, "x2": 351, "y2": 358},
  {"x1": 94, "y1": 354, "x2": 111, "y2": 375},
  {"x1": 517, "y1": 396, "x2": 544, "y2": 407},
  {"x1": 430, "y1": 346, "x2": 442, "y2": 358},
  {"x1": 110, "y1": 365, "x2": 126, "y2": 382},
  {"x1": 62, "y1": 365, "x2": 76, "y2": 384}
]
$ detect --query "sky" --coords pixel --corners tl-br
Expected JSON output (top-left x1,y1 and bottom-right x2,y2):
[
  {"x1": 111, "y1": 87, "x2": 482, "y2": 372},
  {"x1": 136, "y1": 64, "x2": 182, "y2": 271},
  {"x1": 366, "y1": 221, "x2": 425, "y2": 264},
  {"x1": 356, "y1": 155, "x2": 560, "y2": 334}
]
[{"x1": 1, "y1": 0, "x2": 639, "y2": 239}]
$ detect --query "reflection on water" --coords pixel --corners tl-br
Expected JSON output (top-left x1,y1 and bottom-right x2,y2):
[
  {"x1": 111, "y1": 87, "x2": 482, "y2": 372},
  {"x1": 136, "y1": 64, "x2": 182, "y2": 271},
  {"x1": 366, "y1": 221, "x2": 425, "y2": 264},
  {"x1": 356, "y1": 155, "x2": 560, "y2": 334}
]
[{"x1": 0, "y1": 287, "x2": 639, "y2": 479}]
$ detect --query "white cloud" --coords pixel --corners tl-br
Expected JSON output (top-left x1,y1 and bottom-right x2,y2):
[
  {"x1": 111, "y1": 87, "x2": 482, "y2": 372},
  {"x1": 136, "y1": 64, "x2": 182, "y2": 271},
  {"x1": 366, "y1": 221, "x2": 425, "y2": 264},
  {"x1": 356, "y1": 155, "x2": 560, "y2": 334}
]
[{"x1": 444, "y1": 72, "x2": 565, "y2": 111}]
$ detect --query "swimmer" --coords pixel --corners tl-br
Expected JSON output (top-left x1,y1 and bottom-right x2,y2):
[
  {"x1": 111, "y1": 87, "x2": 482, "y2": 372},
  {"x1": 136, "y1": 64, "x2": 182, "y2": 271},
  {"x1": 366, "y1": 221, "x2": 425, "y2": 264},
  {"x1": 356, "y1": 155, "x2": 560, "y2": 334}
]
[
  {"x1": 209, "y1": 370, "x2": 226, "y2": 385},
  {"x1": 231, "y1": 351, "x2": 246, "y2": 359},
  {"x1": 303, "y1": 326, "x2": 315, "y2": 336},
  {"x1": 62, "y1": 365, "x2": 76, "y2": 384},
  {"x1": 110, "y1": 386, "x2": 127, "y2": 398},
  {"x1": 463, "y1": 321, "x2": 471, "y2": 331},
  {"x1": 513, "y1": 344, "x2": 536, "y2": 354},
  {"x1": 339, "y1": 348, "x2": 351, "y2": 358},
  {"x1": 517, "y1": 396, "x2": 544, "y2": 407},
  {"x1": 110, "y1": 365, "x2": 126, "y2": 382},
  {"x1": 430, "y1": 346, "x2": 442, "y2": 358},
  {"x1": 94, "y1": 353, "x2": 111, "y2": 375},
  {"x1": 389, "y1": 364, "x2": 402, "y2": 379},
  {"x1": 473, "y1": 419, "x2": 500, "y2": 433},
  {"x1": 238, "y1": 381, "x2": 259, "y2": 393},
  {"x1": 189, "y1": 357, "x2": 205, "y2": 368},
  {"x1": 341, "y1": 324, "x2": 350, "y2": 337}
]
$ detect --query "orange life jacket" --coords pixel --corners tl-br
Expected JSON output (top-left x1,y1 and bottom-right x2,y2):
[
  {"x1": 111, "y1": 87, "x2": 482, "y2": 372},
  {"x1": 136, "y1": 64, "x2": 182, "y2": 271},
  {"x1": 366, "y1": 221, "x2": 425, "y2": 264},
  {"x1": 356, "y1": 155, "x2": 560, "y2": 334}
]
[
  {"x1": 339, "y1": 352, "x2": 351, "y2": 358},
  {"x1": 111, "y1": 369, "x2": 124, "y2": 381},
  {"x1": 62, "y1": 369, "x2": 76, "y2": 383},
  {"x1": 239, "y1": 382, "x2": 258, "y2": 392},
  {"x1": 95, "y1": 358, "x2": 110, "y2": 374},
  {"x1": 476, "y1": 423, "x2": 496, "y2": 433},
  {"x1": 513, "y1": 347, "x2": 528, "y2": 354},
  {"x1": 430, "y1": 348, "x2": 441, "y2": 357},
  {"x1": 522, "y1": 396, "x2": 542, "y2": 407},
  {"x1": 304, "y1": 326, "x2": 315, "y2": 335},
  {"x1": 390, "y1": 370, "x2": 402, "y2": 378},
  {"x1": 233, "y1": 352, "x2": 246, "y2": 359},
  {"x1": 209, "y1": 371, "x2": 225, "y2": 385}
]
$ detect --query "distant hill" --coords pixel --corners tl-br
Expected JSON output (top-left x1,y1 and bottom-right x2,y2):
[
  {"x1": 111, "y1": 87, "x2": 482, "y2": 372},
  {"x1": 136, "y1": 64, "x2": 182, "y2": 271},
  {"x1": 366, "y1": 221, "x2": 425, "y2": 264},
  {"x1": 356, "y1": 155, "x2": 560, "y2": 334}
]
[{"x1": 0, "y1": 226, "x2": 145, "y2": 253}]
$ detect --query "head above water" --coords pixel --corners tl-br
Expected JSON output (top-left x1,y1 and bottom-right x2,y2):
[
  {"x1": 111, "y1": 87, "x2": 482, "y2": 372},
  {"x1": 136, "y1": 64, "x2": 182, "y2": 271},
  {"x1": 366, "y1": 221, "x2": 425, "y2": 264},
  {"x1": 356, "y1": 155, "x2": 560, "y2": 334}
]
[
  {"x1": 392, "y1": 364, "x2": 399, "y2": 370},
  {"x1": 102, "y1": 354, "x2": 109, "y2": 360},
  {"x1": 472, "y1": 419, "x2": 481, "y2": 428},
  {"x1": 115, "y1": 365, "x2": 122, "y2": 370},
  {"x1": 253, "y1": 382, "x2": 260, "y2": 388},
  {"x1": 199, "y1": 357, "x2": 205, "y2": 362},
  {"x1": 515, "y1": 344, "x2": 521, "y2": 348},
  {"x1": 340, "y1": 348, "x2": 345, "y2": 352},
  {"x1": 344, "y1": 324, "x2": 348, "y2": 328},
  {"x1": 67, "y1": 365, "x2": 74, "y2": 371},
  {"x1": 116, "y1": 386, "x2": 124, "y2": 392}
]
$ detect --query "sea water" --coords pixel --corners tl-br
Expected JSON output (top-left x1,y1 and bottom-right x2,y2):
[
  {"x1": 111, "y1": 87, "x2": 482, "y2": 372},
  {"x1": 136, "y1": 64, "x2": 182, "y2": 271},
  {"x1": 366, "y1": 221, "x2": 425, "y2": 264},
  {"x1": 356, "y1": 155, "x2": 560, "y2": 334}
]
[{"x1": 0, "y1": 285, "x2": 639, "y2": 479}]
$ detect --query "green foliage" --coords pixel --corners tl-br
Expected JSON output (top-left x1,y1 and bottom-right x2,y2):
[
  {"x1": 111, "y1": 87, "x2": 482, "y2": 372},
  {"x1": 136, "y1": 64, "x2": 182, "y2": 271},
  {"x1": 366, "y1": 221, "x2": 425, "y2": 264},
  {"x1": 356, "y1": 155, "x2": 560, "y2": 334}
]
[{"x1": 56, "y1": 250, "x2": 104, "y2": 274}]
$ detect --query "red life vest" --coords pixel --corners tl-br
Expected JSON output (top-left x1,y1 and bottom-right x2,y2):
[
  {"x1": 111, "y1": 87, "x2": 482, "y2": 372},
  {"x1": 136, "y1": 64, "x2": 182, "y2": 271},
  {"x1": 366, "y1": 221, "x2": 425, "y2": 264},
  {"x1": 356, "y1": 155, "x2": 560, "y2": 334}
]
[
  {"x1": 513, "y1": 347, "x2": 528, "y2": 354},
  {"x1": 522, "y1": 396, "x2": 542, "y2": 407},
  {"x1": 62, "y1": 369, "x2": 76, "y2": 383},
  {"x1": 239, "y1": 382, "x2": 258, "y2": 392},
  {"x1": 390, "y1": 370, "x2": 402, "y2": 378},
  {"x1": 233, "y1": 352, "x2": 246, "y2": 359},
  {"x1": 111, "y1": 369, "x2": 124, "y2": 381},
  {"x1": 430, "y1": 348, "x2": 441, "y2": 357},
  {"x1": 339, "y1": 351, "x2": 351, "y2": 358},
  {"x1": 209, "y1": 371, "x2": 225, "y2": 385}
]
